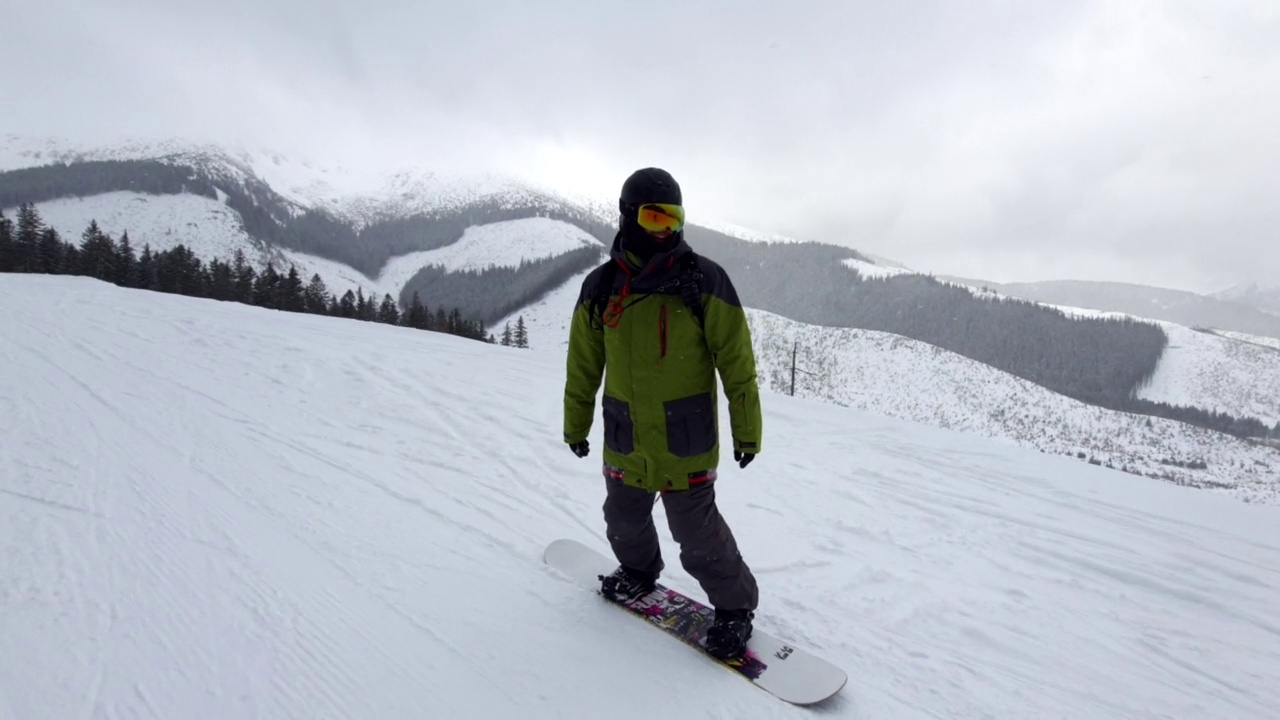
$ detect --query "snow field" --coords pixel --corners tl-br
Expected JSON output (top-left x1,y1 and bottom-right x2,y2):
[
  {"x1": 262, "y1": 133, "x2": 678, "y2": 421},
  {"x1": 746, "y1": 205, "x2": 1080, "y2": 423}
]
[{"x1": 1, "y1": 275, "x2": 1278, "y2": 719}]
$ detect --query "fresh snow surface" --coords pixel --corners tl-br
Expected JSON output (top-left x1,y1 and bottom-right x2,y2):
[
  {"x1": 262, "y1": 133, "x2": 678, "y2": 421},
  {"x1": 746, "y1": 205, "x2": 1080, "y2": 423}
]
[
  {"x1": 3, "y1": 274, "x2": 1279, "y2": 720},
  {"x1": 1137, "y1": 323, "x2": 1280, "y2": 427}
]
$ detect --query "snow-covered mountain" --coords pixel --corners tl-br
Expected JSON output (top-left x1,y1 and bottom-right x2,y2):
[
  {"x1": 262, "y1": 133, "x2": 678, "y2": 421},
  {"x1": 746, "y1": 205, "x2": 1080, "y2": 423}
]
[
  {"x1": 0, "y1": 134, "x2": 814, "y2": 303},
  {"x1": 0, "y1": 133, "x2": 588, "y2": 229},
  {"x1": 6, "y1": 133, "x2": 1276, "y2": 488},
  {"x1": 4, "y1": 274, "x2": 1279, "y2": 719},
  {"x1": 1216, "y1": 282, "x2": 1280, "y2": 318},
  {"x1": 939, "y1": 276, "x2": 1280, "y2": 341}
]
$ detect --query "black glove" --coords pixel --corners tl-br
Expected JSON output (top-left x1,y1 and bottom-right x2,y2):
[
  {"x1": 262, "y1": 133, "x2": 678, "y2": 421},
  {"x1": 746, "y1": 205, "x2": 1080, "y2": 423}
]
[
  {"x1": 568, "y1": 440, "x2": 590, "y2": 458},
  {"x1": 734, "y1": 450, "x2": 755, "y2": 469}
]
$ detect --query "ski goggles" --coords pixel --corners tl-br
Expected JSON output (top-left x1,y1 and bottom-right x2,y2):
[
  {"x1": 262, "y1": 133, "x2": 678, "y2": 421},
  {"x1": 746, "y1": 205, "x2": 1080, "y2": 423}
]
[{"x1": 635, "y1": 203, "x2": 685, "y2": 233}]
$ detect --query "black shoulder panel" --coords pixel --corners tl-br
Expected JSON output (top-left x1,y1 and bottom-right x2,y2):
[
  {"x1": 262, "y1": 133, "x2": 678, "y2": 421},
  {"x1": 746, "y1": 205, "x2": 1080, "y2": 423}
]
[{"x1": 691, "y1": 254, "x2": 742, "y2": 308}]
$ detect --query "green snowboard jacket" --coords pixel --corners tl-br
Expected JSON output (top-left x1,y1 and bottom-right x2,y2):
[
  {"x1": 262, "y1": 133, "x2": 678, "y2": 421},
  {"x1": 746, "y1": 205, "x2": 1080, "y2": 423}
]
[{"x1": 563, "y1": 234, "x2": 762, "y2": 492}]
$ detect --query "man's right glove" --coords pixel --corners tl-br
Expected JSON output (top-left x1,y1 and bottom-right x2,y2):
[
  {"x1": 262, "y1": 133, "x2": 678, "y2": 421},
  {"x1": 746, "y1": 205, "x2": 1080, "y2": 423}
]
[{"x1": 568, "y1": 440, "x2": 590, "y2": 458}]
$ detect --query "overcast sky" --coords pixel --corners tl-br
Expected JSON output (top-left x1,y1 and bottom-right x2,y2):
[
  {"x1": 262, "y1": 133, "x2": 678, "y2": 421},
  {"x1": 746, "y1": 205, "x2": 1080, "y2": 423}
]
[{"x1": 5, "y1": 0, "x2": 1279, "y2": 293}]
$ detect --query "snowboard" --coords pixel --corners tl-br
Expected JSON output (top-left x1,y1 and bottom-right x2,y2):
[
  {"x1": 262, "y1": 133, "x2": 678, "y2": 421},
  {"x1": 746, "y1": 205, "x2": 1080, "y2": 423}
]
[{"x1": 543, "y1": 538, "x2": 847, "y2": 706}]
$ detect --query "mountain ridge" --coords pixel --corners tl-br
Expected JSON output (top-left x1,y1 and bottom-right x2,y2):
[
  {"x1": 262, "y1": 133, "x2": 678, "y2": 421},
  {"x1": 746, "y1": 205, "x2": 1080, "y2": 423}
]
[{"x1": 4, "y1": 134, "x2": 1275, "y2": 453}]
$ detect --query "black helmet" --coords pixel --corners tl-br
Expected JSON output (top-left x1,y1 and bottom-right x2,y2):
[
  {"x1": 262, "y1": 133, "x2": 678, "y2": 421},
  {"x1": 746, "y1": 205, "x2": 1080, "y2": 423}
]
[{"x1": 619, "y1": 167, "x2": 682, "y2": 212}]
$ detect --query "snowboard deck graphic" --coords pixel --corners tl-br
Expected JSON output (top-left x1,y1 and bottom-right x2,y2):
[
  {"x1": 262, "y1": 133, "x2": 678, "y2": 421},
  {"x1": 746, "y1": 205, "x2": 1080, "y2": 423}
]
[{"x1": 543, "y1": 538, "x2": 847, "y2": 706}]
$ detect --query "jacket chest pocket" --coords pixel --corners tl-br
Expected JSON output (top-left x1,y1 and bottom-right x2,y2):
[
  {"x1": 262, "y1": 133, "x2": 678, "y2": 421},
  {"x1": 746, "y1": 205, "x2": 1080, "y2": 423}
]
[
  {"x1": 602, "y1": 395, "x2": 635, "y2": 455},
  {"x1": 664, "y1": 393, "x2": 716, "y2": 457}
]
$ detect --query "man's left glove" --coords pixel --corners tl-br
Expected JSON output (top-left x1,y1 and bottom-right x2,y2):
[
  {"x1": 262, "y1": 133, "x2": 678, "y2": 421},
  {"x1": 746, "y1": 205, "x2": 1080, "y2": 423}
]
[
  {"x1": 733, "y1": 450, "x2": 755, "y2": 469},
  {"x1": 568, "y1": 440, "x2": 590, "y2": 458}
]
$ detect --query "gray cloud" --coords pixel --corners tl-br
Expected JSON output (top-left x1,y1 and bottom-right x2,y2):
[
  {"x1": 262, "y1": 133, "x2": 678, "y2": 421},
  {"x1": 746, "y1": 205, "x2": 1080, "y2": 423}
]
[{"x1": 6, "y1": 0, "x2": 1279, "y2": 293}]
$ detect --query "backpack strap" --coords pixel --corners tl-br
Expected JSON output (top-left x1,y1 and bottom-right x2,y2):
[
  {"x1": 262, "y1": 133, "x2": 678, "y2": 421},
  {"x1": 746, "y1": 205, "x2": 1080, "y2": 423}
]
[
  {"x1": 588, "y1": 259, "x2": 619, "y2": 330},
  {"x1": 589, "y1": 252, "x2": 705, "y2": 329},
  {"x1": 677, "y1": 252, "x2": 705, "y2": 327}
]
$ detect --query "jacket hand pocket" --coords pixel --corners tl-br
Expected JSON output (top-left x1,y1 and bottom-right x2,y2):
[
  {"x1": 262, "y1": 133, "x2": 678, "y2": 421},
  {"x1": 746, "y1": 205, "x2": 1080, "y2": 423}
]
[
  {"x1": 602, "y1": 395, "x2": 635, "y2": 455},
  {"x1": 664, "y1": 393, "x2": 716, "y2": 458}
]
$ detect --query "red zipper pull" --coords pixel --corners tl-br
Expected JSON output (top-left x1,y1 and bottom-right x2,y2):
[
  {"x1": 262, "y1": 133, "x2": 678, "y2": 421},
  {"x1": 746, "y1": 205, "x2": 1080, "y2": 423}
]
[{"x1": 659, "y1": 305, "x2": 668, "y2": 358}]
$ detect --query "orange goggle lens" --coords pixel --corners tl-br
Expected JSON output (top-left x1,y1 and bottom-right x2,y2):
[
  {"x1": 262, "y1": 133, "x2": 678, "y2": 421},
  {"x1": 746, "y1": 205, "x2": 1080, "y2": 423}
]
[{"x1": 636, "y1": 203, "x2": 685, "y2": 233}]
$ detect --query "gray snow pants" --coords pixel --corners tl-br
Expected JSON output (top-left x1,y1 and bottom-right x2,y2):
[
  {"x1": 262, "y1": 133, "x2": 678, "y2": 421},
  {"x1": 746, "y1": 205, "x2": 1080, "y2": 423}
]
[{"x1": 602, "y1": 474, "x2": 759, "y2": 611}]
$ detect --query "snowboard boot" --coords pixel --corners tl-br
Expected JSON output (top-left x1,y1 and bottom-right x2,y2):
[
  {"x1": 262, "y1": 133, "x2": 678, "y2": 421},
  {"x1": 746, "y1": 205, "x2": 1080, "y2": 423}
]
[
  {"x1": 705, "y1": 608, "x2": 754, "y2": 661},
  {"x1": 598, "y1": 565, "x2": 658, "y2": 603}
]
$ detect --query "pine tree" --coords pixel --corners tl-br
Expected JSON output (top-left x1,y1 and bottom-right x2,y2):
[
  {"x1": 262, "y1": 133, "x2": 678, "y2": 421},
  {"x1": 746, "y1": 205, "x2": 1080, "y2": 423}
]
[
  {"x1": 377, "y1": 294, "x2": 400, "y2": 325},
  {"x1": 160, "y1": 245, "x2": 204, "y2": 296},
  {"x1": 253, "y1": 263, "x2": 281, "y2": 308},
  {"x1": 434, "y1": 307, "x2": 448, "y2": 332},
  {"x1": 356, "y1": 288, "x2": 377, "y2": 321},
  {"x1": 515, "y1": 315, "x2": 529, "y2": 349},
  {"x1": 402, "y1": 291, "x2": 427, "y2": 329},
  {"x1": 339, "y1": 289, "x2": 357, "y2": 318},
  {"x1": 232, "y1": 249, "x2": 256, "y2": 304},
  {"x1": 301, "y1": 274, "x2": 326, "y2": 313},
  {"x1": 207, "y1": 258, "x2": 236, "y2": 300},
  {"x1": 137, "y1": 245, "x2": 159, "y2": 290},
  {"x1": 115, "y1": 231, "x2": 137, "y2": 287},
  {"x1": 58, "y1": 241, "x2": 80, "y2": 276},
  {"x1": 501, "y1": 323, "x2": 513, "y2": 347},
  {"x1": 15, "y1": 203, "x2": 44, "y2": 273},
  {"x1": 280, "y1": 266, "x2": 305, "y2": 312},
  {"x1": 0, "y1": 208, "x2": 13, "y2": 272},
  {"x1": 78, "y1": 220, "x2": 116, "y2": 281},
  {"x1": 37, "y1": 227, "x2": 64, "y2": 274}
]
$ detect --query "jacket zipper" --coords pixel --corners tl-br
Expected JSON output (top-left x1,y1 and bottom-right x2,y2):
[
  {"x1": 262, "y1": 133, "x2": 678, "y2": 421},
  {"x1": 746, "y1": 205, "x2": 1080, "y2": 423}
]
[{"x1": 659, "y1": 305, "x2": 668, "y2": 358}]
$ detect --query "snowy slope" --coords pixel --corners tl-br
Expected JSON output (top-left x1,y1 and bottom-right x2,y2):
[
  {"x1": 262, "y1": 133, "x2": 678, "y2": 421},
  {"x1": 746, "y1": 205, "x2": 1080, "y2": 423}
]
[
  {"x1": 747, "y1": 312, "x2": 1280, "y2": 501},
  {"x1": 842, "y1": 257, "x2": 913, "y2": 280},
  {"x1": 1137, "y1": 323, "x2": 1280, "y2": 427},
  {"x1": 377, "y1": 217, "x2": 599, "y2": 281},
  {"x1": 273, "y1": 248, "x2": 383, "y2": 300},
  {"x1": 283, "y1": 217, "x2": 603, "y2": 305},
  {"x1": 3, "y1": 274, "x2": 1278, "y2": 720},
  {"x1": 906, "y1": 271, "x2": 1280, "y2": 428},
  {"x1": 10, "y1": 187, "x2": 604, "y2": 304},
  {"x1": 29, "y1": 191, "x2": 256, "y2": 263},
  {"x1": 1021, "y1": 305, "x2": 1280, "y2": 427},
  {"x1": 16, "y1": 190, "x2": 388, "y2": 300},
  {"x1": 1216, "y1": 330, "x2": 1280, "y2": 351},
  {"x1": 492, "y1": 264, "x2": 602, "y2": 347}
]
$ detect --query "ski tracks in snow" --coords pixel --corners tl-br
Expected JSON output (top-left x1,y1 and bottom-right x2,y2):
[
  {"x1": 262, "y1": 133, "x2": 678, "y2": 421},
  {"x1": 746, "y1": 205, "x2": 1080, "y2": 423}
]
[
  {"x1": 738, "y1": 407, "x2": 1280, "y2": 719},
  {"x1": 5, "y1": 277, "x2": 1280, "y2": 720}
]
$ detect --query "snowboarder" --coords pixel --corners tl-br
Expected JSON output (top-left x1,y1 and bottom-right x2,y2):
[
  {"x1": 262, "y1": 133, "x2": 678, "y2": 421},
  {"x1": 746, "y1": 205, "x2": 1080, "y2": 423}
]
[{"x1": 563, "y1": 167, "x2": 763, "y2": 661}]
